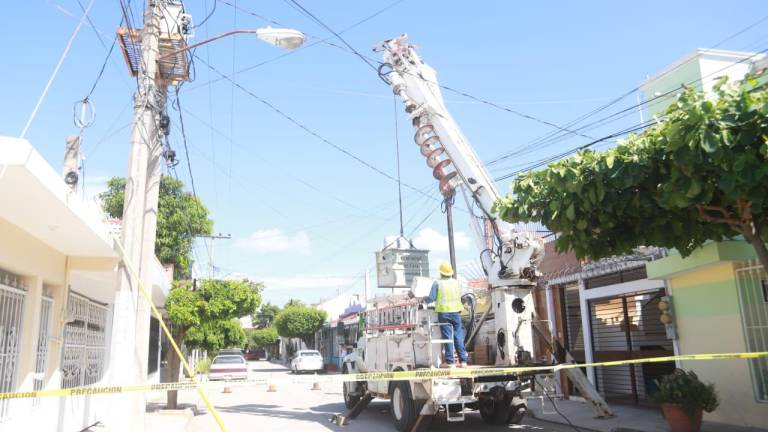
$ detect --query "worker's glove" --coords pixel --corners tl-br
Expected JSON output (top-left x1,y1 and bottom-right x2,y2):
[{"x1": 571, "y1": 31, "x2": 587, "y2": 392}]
[{"x1": 407, "y1": 290, "x2": 415, "y2": 299}]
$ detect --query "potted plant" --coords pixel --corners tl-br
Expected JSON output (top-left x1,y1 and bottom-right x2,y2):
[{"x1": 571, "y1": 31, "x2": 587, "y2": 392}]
[{"x1": 651, "y1": 369, "x2": 719, "y2": 432}]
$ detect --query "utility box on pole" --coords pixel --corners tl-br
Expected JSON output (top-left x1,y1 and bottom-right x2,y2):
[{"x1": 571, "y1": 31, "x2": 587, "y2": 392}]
[{"x1": 375, "y1": 237, "x2": 429, "y2": 288}]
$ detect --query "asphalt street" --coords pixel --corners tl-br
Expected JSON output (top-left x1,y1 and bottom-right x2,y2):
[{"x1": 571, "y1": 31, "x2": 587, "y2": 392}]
[{"x1": 182, "y1": 360, "x2": 583, "y2": 432}]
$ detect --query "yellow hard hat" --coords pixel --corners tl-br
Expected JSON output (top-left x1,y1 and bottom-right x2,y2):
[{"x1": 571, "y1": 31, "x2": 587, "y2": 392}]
[{"x1": 439, "y1": 261, "x2": 454, "y2": 277}]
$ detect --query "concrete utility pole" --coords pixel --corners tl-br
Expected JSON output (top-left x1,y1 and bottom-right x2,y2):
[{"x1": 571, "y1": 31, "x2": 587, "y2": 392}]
[
  {"x1": 109, "y1": 1, "x2": 163, "y2": 431},
  {"x1": 197, "y1": 233, "x2": 232, "y2": 278}
]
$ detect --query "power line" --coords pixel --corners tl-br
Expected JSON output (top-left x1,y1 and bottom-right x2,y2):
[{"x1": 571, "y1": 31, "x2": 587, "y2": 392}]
[
  {"x1": 193, "y1": 55, "x2": 442, "y2": 205},
  {"x1": 189, "y1": 0, "x2": 407, "y2": 91},
  {"x1": 485, "y1": 15, "x2": 768, "y2": 166},
  {"x1": 172, "y1": 87, "x2": 198, "y2": 197},
  {"x1": 284, "y1": 0, "x2": 379, "y2": 72}
]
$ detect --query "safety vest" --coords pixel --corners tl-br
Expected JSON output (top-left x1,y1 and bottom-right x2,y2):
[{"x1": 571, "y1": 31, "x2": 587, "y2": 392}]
[{"x1": 435, "y1": 278, "x2": 462, "y2": 313}]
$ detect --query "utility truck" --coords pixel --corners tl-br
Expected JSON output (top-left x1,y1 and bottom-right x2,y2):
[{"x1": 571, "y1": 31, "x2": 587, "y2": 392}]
[{"x1": 340, "y1": 35, "x2": 547, "y2": 431}]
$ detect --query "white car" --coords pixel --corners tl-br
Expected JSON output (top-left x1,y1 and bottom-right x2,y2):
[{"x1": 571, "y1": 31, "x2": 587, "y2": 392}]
[
  {"x1": 208, "y1": 355, "x2": 248, "y2": 381},
  {"x1": 290, "y1": 350, "x2": 324, "y2": 374}
]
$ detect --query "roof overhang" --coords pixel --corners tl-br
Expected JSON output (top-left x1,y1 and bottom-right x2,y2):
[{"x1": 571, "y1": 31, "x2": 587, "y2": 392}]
[{"x1": 0, "y1": 136, "x2": 116, "y2": 258}]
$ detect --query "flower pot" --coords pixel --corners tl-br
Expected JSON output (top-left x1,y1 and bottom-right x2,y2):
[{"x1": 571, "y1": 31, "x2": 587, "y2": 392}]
[{"x1": 661, "y1": 403, "x2": 703, "y2": 432}]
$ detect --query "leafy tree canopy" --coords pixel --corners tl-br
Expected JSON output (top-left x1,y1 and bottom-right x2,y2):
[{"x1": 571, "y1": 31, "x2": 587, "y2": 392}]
[
  {"x1": 284, "y1": 298, "x2": 305, "y2": 309},
  {"x1": 274, "y1": 305, "x2": 327, "y2": 348},
  {"x1": 254, "y1": 302, "x2": 281, "y2": 329},
  {"x1": 248, "y1": 326, "x2": 279, "y2": 349},
  {"x1": 166, "y1": 278, "x2": 262, "y2": 351},
  {"x1": 99, "y1": 175, "x2": 213, "y2": 279},
  {"x1": 186, "y1": 318, "x2": 246, "y2": 353},
  {"x1": 494, "y1": 75, "x2": 768, "y2": 269}
]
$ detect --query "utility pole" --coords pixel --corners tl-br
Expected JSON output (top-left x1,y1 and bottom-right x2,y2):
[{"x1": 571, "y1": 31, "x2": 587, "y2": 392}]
[
  {"x1": 197, "y1": 233, "x2": 231, "y2": 278},
  {"x1": 109, "y1": 1, "x2": 163, "y2": 431}
]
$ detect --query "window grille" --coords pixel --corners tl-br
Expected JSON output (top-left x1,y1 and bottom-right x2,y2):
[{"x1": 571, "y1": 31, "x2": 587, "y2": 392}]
[
  {"x1": 735, "y1": 262, "x2": 768, "y2": 402},
  {"x1": 32, "y1": 290, "x2": 54, "y2": 406},
  {"x1": 61, "y1": 292, "x2": 108, "y2": 389},
  {"x1": 0, "y1": 271, "x2": 26, "y2": 420}
]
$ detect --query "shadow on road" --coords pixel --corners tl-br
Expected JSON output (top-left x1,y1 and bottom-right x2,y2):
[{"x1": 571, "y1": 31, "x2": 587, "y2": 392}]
[{"x1": 216, "y1": 403, "x2": 336, "y2": 424}]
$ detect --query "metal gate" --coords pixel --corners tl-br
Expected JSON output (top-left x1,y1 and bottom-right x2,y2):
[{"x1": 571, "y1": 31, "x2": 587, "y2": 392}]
[
  {"x1": 588, "y1": 289, "x2": 675, "y2": 404},
  {"x1": 61, "y1": 292, "x2": 107, "y2": 389},
  {"x1": 33, "y1": 290, "x2": 54, "y2": 406},
  {"x1": 735, "y1": 262, "x2": 768, "y2": 402},
  {"x1": 0, "y1": 276, "x2": 26, "y2": 420}
]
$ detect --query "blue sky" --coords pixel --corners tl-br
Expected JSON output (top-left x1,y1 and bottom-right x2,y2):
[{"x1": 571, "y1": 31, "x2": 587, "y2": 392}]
[{"x1": 2, "y1": 1, "x2": 766, "y2": 307}]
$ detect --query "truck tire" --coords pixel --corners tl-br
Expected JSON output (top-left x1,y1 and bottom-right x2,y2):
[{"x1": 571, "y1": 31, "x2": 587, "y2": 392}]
[
  {"x1": 508, "y1": 403, "x2": 527, "y2": 424},
  {"x1": 342, "y1": 365, "x2": 360, "y2": 409},
  {"x1": 479, "y1": 388, "x2": 510, "y2": 425},
  {"x1": 390, "y1": 381, "x2": 422, "y2": 432}
]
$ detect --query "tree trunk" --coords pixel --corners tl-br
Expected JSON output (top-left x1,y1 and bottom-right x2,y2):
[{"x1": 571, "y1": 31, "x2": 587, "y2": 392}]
[
  {"x1": 746, "y1": 222, "x2": 768, "y2": 272},
  {"x1": 166, "y1": 328, "x2": 186, "y2": 409}
]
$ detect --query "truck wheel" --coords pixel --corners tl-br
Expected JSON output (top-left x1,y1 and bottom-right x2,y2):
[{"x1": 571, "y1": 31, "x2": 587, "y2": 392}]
[
  {"x1": 479, "y1": 390, "x2": 510, "y2": 425},
  {"x1": 342, "y1": 365, "x2": 360, "y2": 409},
  {"x1": 390, "y1": 381, "x2": 422, "y2": 432},
  {"x1": 508, "y1": 403, "x2": 527, "y2": 424}
]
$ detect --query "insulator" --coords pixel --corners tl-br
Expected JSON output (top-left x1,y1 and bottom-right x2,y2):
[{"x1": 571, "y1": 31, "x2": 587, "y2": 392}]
[
  {"x1": 432, "y1": 158, "x2": 453, "y2": 180},
  {"x1": 426, "y1": 147, "x2": 445, "y2": 168},
  {"x1": 439, "y1": 171, "x2": 459, "y2": 197},
  {"x1": 420, "y1": 143, "x2": 435, "y2": 157},
  {"x1": 414, "y1": 124, "x2": 437, "y2": 146}
]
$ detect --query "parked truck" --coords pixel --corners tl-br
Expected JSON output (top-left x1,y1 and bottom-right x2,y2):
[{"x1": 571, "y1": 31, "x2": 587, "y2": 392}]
[{"x1": 341, "y1": 35, "x2": 547, "y2": 432}]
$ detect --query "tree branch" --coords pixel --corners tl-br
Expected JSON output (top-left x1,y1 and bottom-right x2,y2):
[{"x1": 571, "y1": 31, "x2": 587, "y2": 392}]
[{"x1": 696, "y1": 204, "x2": 744, "y2": 230}]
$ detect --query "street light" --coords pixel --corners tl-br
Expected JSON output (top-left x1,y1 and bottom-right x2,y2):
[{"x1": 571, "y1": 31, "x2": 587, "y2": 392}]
[
  {"x1": 162, "y1": 27, "x2": 305, "y2": 59},
  {"x1": 118, "y1": 26, "x2": 305, "y2": 82}
]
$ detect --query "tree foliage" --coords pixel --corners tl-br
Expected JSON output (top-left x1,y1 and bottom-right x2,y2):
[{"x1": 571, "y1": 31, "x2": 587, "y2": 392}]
[
  {"x1": 274, "y1": 305, "x2": 327, "y2": 348},
  {"x1": 494, "y1": 75, "x2": 768, "y2": 269},
  {"x1": 248, "y1": 326, "x2": 279, "y2": 349},
  {"x1": 254, "y1": 302, "x2": 281, "y2": 329},
  {"x1": 99, "y1": 175, "x2": 213, "y2": 279},
  {"x1": 164, "y1": 278, "x2": 261, "y2": 407},
  {"x1": 284, "y1": 298, "x2": 305, "y2": 309}
]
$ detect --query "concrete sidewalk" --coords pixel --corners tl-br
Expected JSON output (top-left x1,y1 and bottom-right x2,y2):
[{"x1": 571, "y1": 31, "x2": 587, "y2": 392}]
[
  {"x1": 527, "y1": 397, "x2": 768, "y2": 432},
  {"x1": 527, "y1": 397, "x2": 667, "y2": 432}
]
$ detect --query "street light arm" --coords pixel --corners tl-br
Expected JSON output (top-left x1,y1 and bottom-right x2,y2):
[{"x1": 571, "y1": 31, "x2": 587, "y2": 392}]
[
  {"x1": 160, "y1": 29, "x2": 259, "y2": 59},
  {"x1": 159, "y1": 27, "x2": 305, "y2": 60}
]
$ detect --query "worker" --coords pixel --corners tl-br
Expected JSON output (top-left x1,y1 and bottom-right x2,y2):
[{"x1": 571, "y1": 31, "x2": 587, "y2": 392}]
[{"x1": 409, "y1": 261, "x2": 468, "y2": 368}]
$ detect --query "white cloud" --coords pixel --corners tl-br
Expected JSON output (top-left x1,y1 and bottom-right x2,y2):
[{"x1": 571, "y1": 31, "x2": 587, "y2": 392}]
[
  {"x1": 235, "y1": 229, "x2": 311, "y2": 255},
  {"x1": 260, "y1": 274, "x2": 359, "y2": 291},
  {"x1": 412, "y1": 227, "x2": 470, "y2": 253}
]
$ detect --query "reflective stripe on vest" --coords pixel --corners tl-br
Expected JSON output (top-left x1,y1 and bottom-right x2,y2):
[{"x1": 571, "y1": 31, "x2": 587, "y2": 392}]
[{"x1": 435, "y1": 278, "x2": 462, "y2": 313}]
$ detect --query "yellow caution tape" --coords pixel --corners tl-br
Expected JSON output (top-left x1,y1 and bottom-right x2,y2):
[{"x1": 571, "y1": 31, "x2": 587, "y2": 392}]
[{"x1": 2, "y1": 351, "x2": 765, "y2": 400}]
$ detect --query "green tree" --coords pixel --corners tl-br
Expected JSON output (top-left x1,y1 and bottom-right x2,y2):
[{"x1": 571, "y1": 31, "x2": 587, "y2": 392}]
[
  {"x1": 254, "y1": 302, "x2": 281, "y2": 329},
  {"x1": 164, "y1": 278, "x2": 262, "y2": 408},
  {"x1": 284, "y1": 298, "x2": 305, "y2": 309},
  {"x1": 273, "y1": 305, "x2": 327, "y2": 349},
  {"x1": 249, "y1": 326, "x2": 279, "y2": 350},
  {"x1": 99, "y1": 175, "x2": 213, "y2": 279},
  {"x1": 494, "y1": 75, "x2": 768, "y2": 270}
]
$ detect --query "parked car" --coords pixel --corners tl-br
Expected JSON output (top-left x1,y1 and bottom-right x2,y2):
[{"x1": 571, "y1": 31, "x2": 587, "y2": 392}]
[
  {"x1": 290, "y1": 350, "x2": 324, "y2": 374},
  {"x1": 208, "y1": 355, "x2": 248, "y2": 381}
]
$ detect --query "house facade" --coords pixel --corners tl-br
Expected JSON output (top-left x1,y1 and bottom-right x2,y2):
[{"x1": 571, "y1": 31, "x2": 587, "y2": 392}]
[
  {"x1": 646, "y1": 241, "x2": 767, "y2": 428},
  {"x1": 0, "y1": 137, "x2": 170, "y2": 431}
]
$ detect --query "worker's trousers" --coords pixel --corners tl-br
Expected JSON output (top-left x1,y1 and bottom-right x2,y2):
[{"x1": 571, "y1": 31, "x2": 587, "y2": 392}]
[{"x1": 438, "y1": 312, "x2": 468, "y2": 364}]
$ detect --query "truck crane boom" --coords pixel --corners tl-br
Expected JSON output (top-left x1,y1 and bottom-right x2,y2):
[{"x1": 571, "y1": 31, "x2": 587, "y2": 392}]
[
  {"x1": 375, "y1": 35, "x2": 544, "y2": 289},
  {"x1": 376, "y1": 35, "x2": 545, "y2": 366}
]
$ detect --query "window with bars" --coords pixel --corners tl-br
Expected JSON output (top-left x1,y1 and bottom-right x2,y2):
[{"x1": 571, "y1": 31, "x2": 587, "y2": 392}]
[
  {"x1": 32, "y1": 289, "x2": 54, "y2": 406},
  {"x1": 0, "y1": 270, "x2": 26, "y2": 420},
  {"x1": 61, "y1": 292, "x2": 108, "y2": 389},
  {"x1": 735, "y1": 263, "x2": 768, "y2": 403}
]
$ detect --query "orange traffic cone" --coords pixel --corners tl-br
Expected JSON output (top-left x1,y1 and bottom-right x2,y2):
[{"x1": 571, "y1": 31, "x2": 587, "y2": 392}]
[{"x1": 222, "y1": 385, "x2": 232, "y2": 394}]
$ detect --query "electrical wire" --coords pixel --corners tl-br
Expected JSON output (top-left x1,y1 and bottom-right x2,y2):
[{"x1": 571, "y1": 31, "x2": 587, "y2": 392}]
[
  {"x1": 534, "y1": 376, "x2": 583, "y2": 432},
  {"x1": 193, "y1": 55, "x2": 443, "y2": 205},
  {"x1": 284, "y1": 0, "x2": 379, "y2": 72},
  {"x1": 192, "y1": 0, "x2": 217, "y2": 29},
  {"x1": 20, "y1": 0, "x2": 95, "y2": 139},
  {"x1": 172, "y1": 87, "x2": 198, "y2": 197}
]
